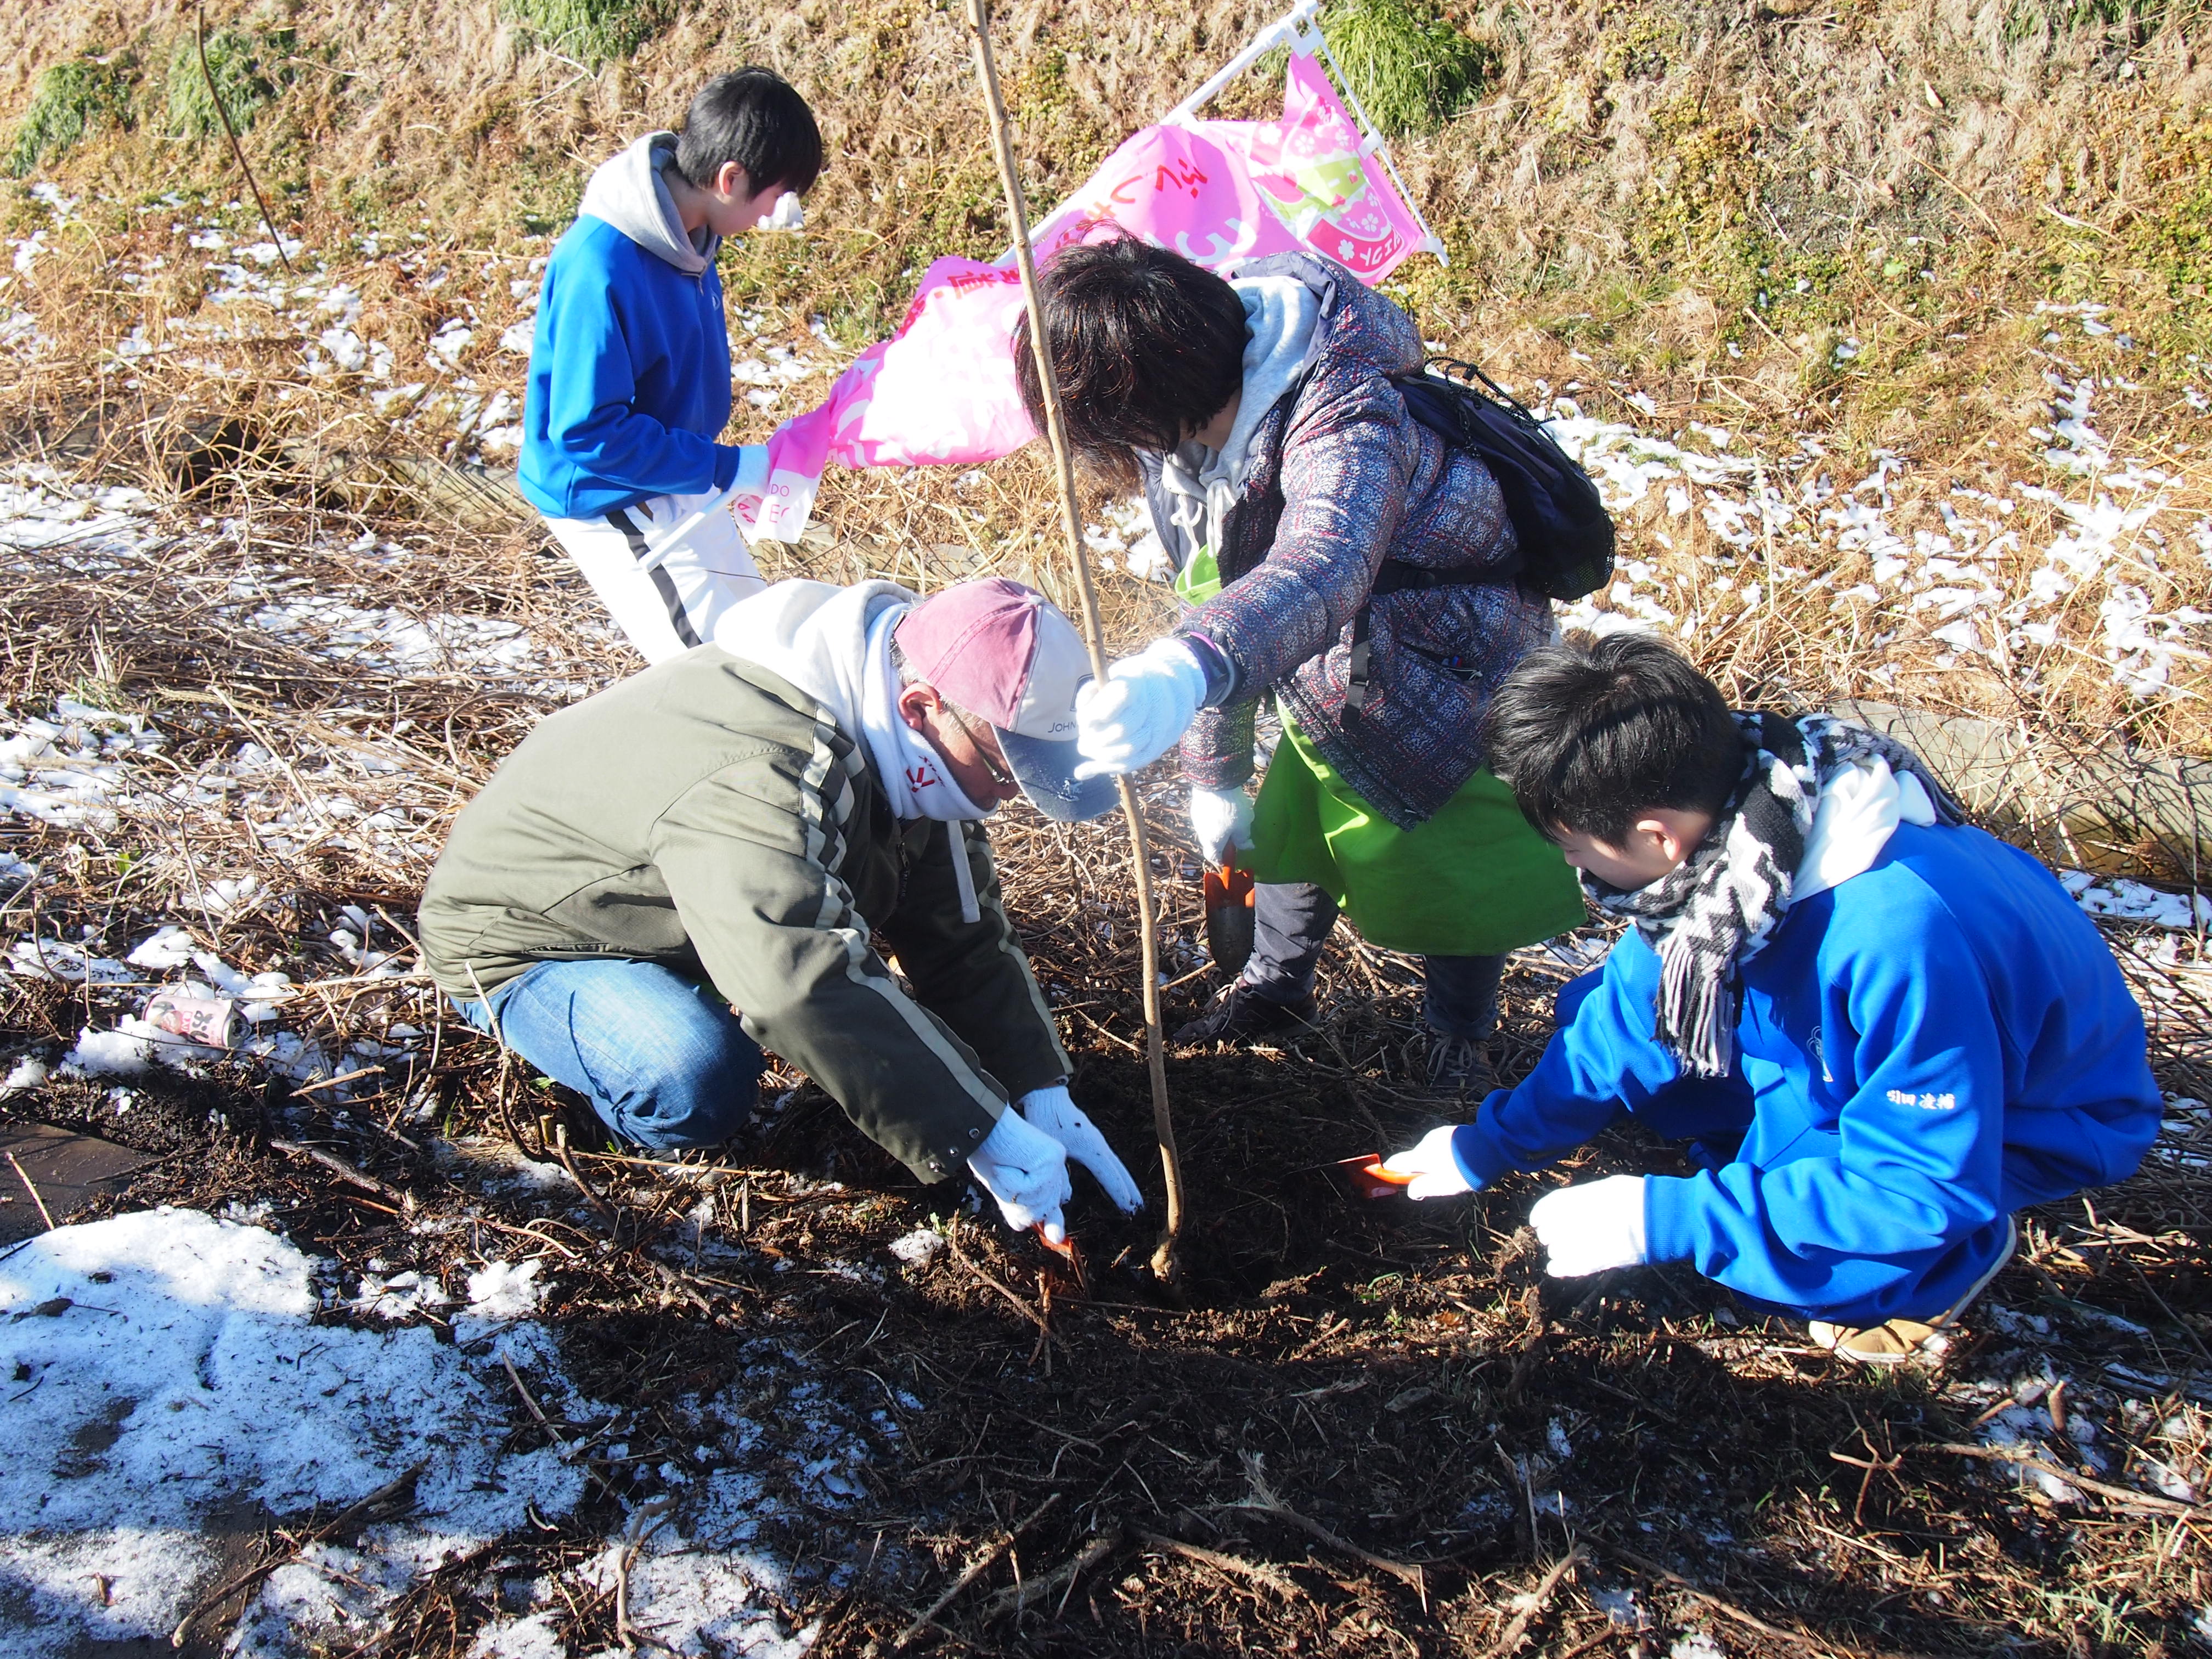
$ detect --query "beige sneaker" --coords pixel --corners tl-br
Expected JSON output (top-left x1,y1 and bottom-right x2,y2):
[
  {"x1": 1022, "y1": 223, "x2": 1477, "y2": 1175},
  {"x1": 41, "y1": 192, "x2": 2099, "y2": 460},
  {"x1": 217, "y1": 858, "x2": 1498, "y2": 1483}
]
[
  {"x1": 1809, "y1": 1216, "x2": 2018, "y2": 1368},
  {"x1": 1808, "y1": 1316, "x2": 1946, "y2": 1365}
]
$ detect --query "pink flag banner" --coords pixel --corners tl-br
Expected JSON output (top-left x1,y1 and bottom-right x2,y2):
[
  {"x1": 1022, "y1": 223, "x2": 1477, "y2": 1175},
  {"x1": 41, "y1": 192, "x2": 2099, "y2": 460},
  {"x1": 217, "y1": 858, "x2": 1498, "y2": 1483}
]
[{"x1": 729, "y1": 47, "x2": 1438, "y2": 544}]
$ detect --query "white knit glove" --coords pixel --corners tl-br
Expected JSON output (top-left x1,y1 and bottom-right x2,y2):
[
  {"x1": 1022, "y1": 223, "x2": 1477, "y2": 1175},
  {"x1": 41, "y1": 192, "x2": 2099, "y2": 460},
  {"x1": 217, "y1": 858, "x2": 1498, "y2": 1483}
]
[
  {"x1": 1528, "y1": 1176, "x2": 1648, "y2": 1276},
  {"x1": 1073, "y1": 637, "x2": 1207, "y2": 780},
  {"x1": 1381, "y1": 1125, "x2": 1474, "y2": 1201},
  {"x1": 967, "y1": 1105, "x2": 1074, "y2": 1243},
  {"x1": 1188, "y1": 785, "x2": 1254, "y2": 865},
  {"x1": 1019, "y1": 1085, "x2": 1144, "y2": 1215},
  {"x1": 757, "y1": 191, "x2": 805, "y2": 230}
]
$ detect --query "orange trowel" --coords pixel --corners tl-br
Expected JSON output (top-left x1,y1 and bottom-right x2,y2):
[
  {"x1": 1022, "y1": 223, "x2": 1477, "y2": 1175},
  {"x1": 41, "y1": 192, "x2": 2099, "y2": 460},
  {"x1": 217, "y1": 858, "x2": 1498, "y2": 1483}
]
[
  {"x1": 1334, "y1": 1153, "x2": 1417, "y2": 1200},
  {"x1": 1203, "y1": 859, "x2": 1256, "y2": 977},
  {"x1": 1033, "y1": 1222, "x2": 1088, "y2": 1293}
]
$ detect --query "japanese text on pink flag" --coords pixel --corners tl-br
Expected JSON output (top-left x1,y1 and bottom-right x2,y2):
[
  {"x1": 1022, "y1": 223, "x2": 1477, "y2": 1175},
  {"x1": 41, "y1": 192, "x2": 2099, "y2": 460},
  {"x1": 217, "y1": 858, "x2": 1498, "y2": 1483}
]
[{"x1": 729, "y1": 52, "x2": 1435, "y2": 543}]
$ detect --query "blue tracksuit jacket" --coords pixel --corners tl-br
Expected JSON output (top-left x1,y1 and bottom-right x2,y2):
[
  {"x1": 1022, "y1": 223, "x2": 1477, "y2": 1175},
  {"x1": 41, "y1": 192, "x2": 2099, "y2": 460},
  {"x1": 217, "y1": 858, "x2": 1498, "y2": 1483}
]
[
  {"x1": 517, "y1": 217, "x2": 740, "y2": 521},
  {"x1": 1453, "y1": 822, "x2": 2160, "y2": 1323}
]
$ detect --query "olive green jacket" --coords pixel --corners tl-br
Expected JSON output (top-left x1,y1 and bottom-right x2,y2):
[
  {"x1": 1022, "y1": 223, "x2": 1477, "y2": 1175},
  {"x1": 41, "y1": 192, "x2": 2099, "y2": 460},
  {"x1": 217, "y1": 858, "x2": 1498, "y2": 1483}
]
[{"x1": 417, "y1": 647, "x2": 1069, "y2": 1182}]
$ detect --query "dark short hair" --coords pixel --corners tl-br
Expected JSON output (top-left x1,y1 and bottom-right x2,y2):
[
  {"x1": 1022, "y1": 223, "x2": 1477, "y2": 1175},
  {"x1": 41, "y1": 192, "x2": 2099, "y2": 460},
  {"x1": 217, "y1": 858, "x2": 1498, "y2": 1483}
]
[
  {"x1": 675, "y1": 69, "x2": 823, "y2": 196},
  {"x1": 1484, "y1": 633, "x2": 1745, "y2": 843},
  {"x1": 1011, "y1": 233, "x2": 1248, "y2": 484}
]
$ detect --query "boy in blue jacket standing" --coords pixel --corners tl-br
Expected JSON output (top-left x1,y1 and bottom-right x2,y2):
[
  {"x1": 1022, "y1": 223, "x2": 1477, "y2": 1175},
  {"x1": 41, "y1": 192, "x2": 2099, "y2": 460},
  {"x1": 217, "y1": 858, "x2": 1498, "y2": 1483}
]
[
  {"x1": 520, "y1": 69, "x2": 821, "y2": 663},
  {"x1": 1384, "y1": 634, "x2": 2162, "y2": 1363}
]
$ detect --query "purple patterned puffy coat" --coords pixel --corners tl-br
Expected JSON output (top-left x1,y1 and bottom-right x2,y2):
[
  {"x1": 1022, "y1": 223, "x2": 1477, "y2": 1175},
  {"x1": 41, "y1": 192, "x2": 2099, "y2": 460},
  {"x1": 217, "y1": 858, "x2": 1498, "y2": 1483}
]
[{"x1": 1144, "y1": 252, "x2": 1557, "y2": 831}]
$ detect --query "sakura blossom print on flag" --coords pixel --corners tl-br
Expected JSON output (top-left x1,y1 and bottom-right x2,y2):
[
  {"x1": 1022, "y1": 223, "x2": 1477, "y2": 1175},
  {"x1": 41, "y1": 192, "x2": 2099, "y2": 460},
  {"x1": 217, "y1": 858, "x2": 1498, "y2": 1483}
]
[{"x1": 727, "y1": 48, "x2": 1437, "y2": 543}]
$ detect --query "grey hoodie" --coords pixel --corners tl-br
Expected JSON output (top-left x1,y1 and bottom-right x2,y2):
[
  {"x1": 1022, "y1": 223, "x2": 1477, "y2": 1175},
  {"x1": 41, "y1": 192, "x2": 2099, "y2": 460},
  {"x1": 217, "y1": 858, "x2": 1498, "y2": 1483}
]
[
  {"x1": 577, "y1": 132, "x2": 718, "y2": 276},
  {"x1": 1157, "y1": 276, "x2": 1323, "y2": 563}
]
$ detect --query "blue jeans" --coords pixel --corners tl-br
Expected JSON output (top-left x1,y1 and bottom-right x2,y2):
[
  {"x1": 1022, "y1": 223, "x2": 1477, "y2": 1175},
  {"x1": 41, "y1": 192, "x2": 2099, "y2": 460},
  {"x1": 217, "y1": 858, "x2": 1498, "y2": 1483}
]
[{"x1": 457, "y1": 960, "x2": 762, "y2": 1150}]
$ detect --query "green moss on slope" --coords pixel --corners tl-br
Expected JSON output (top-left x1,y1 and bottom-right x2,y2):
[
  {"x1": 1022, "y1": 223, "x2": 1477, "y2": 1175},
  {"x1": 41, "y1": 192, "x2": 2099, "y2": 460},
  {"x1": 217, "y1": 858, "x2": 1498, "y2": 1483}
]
[
  {"x1": 10, "y1": 57, "x2": 133, "y2": 177},
  {"x1": 166, "y1": 27, "x2": 296, "y2": 140},
  {"x1": 499, "y1": 0, "x2": 676, "y2": 67},
  {"x1": 1327, "y1": 0, "x2": 1494, "y2": 138}
]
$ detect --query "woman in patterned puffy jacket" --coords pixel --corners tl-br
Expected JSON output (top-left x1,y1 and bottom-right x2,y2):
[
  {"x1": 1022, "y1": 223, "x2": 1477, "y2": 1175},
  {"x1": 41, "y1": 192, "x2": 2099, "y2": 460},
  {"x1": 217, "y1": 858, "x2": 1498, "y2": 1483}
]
[{"x1": 1014, "y1": 234, "x2": 1584, "y2": 1098}]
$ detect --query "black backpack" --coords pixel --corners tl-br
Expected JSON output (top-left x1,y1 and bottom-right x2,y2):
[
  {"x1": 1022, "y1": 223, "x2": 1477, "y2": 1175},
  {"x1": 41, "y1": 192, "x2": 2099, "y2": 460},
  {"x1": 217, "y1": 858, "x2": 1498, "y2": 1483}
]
[
  {"x1": 1342, "y1": 357, "x2": 1616, "y2": 716},
  {"x1": 1389, "y1": 356, "x2": 1616, "y2": 603}
]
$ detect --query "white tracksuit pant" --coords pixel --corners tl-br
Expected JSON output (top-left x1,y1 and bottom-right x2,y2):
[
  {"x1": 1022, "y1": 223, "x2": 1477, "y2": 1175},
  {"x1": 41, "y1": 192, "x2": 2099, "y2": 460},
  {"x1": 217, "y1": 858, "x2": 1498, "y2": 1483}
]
[{"x1": 543, "y1": 486, "x2": 767, "y2": 665}]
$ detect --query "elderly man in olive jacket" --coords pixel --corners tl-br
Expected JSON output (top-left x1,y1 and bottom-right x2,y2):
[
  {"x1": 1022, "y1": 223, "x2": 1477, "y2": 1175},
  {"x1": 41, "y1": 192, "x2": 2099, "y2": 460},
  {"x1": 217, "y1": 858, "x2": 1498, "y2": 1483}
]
[{"x1": 419, "y1": 576, "x2": 1144, "y2": 1242}]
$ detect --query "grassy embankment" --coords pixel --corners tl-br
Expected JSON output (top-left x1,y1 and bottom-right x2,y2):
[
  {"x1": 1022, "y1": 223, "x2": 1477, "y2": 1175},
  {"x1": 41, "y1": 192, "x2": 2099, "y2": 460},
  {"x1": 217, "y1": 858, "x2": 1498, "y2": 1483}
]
[{"x1": 1, "y1": 0, "x2": 2208, "y2": 768}]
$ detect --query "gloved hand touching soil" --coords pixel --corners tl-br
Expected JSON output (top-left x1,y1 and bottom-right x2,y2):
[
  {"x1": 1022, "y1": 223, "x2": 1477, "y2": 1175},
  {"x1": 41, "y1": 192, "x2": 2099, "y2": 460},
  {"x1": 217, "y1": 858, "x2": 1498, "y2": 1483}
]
[
  {"x1": 1018, "y1": 1085, "x2": 1144, "y2": 1216},
  {"x1": 967, "y1": 1105, "x2": 1075, "y2": 1243},
  {"x1": 1381, "y1": 1125, "x2": 1476, "y2": 1200}
]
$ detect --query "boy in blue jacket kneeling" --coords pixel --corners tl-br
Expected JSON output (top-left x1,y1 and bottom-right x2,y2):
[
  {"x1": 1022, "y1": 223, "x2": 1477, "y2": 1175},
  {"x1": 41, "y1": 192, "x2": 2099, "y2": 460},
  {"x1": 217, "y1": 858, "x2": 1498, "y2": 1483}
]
[
  {"x1": 520, "y1": 69, "x2": 820, "y2": 663},
  {"x1": 1383, "y1": 633, "x2": 2162, "y2": 1364}
]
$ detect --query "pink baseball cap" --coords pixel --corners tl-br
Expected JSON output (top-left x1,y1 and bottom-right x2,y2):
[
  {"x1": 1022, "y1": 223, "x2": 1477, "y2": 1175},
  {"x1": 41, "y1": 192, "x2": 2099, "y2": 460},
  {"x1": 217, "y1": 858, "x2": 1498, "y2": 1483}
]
[{"x1": 894, "y1": 578, "x2": 1116, "y2": 822}]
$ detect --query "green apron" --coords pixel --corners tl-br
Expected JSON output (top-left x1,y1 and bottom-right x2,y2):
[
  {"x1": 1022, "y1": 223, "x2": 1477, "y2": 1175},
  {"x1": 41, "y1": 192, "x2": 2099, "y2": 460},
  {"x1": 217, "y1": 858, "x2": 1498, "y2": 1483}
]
[
  {"x1": 1177, "y1": 546, "x2": 1584, "y2": 956},
  {"x1": 1172, "y1": 546, "x2": 1223, "y2": 607},
  {"x1": 1248, "y1": 714, "x2": 1587, "y2": 956}
]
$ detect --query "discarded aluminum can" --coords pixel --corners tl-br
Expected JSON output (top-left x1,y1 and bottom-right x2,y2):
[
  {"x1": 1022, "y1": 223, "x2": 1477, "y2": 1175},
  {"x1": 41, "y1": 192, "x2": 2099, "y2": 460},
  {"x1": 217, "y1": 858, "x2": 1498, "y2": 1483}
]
[{"x1": 144, "y1": 989, "x2": 238, "y2": 1049}]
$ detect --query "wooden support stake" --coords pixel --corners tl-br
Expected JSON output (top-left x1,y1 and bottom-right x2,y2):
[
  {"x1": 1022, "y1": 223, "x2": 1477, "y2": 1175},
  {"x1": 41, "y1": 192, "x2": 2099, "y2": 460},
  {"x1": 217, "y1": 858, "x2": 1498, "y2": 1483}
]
[{"x1": 964, "y1": 0, "x2": 1187, "y2": 1284}]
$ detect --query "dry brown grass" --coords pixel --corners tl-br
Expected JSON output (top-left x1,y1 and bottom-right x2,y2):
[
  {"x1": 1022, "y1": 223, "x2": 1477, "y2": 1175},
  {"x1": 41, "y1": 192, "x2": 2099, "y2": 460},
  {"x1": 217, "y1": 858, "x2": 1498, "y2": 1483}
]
[{"x1": 4, "y1": 0, "x2": 2208, "y2": 766}]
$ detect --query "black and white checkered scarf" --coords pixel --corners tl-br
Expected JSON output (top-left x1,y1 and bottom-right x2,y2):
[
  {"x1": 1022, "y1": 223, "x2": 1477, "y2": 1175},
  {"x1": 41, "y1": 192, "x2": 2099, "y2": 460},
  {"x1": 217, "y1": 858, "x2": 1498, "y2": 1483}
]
[{"x1": 1584, "y1": 713, "x2": 1963, "y2": 1078}]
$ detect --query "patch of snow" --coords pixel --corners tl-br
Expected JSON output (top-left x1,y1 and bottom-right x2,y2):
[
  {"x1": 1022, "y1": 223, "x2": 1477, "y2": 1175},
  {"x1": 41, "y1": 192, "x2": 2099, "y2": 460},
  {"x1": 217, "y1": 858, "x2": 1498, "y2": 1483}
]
[
  {"x1": 352, "y1": 1268, "x2": 455, "y2": 1321},
  {"x1": 3, "y1": 1208, "x2": 878, "y2": 1655},
  {"x1": 2059, "y1": 871, "x2": 2211, "y2": 929},
  {"x1": 601, "y1": 1549, "x2": 818, "y2": 1656},
  {"x1": 2, "y1": 1054, "x2": 50, "y2": 1096},
  {"x1": 2146, "y1": 1460, "x2": 2197, "y2": 1502},
  {"x1": 428, "y1": 319, "x2": 474, "y2": 366},
  {"x1": 245, "y1": 592, "x2": 535, "y2": 675},
  {"x1": 1594, "y1": 1585, "x2": 1647, "y2": 1629},
  {"x1": 58, "y1": 1022, "x2": 162, "y2": 1079},
  {"x1": 125, "y1": 927, "x2": 196, "y2": 969},
  {"x1": 888, "y1": 1228, "x2": 946, "y2": 1268},
  {"x1": 8, "y1": 940, "x2": 136, "y2": 984},
  {"x1": 240, "y1": 237, "x2": 306, "y2": 267},
  {"x1": 463, "y1": 1259, "x2": 546, "y2": 1323},
  {"x1": 0, "y1": 1210, "x2": 588, "y2": 1656},
  {"x1": 467, "y1": 1611, "x2": 567, "y2": 1658}
]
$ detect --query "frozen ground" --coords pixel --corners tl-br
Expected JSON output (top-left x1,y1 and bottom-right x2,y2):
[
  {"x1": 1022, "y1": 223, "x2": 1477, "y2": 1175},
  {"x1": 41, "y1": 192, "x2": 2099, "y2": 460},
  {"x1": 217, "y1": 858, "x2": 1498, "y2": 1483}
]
[
  {"x1": 0, "y1": 445, "x2": 2198, "y2": 1114},
  {"x1": 0, "y1": 451, "x2": 2204, "y2": 1651},
  {"x1": 0, "y1": 1206, "x2": 890, "y2": 1655}
]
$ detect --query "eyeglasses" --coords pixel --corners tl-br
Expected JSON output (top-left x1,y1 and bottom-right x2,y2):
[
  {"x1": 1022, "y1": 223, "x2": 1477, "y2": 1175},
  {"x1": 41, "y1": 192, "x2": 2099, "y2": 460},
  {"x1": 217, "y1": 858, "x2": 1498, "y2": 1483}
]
[{"x1": 944, "y1": 703, "x2": 1017, "y2": 790}]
